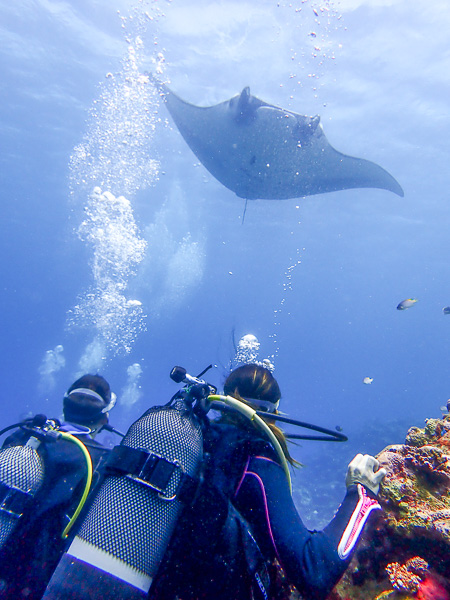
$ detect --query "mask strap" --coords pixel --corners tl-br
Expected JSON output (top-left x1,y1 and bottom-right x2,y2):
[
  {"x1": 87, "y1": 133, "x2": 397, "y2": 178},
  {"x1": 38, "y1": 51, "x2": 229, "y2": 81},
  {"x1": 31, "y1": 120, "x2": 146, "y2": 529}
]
[
  {"x1": 241, "y1": 397, "x2": 279, "y2": 413},
  {"x1": 65, "y1": 388, "x2": 117, "y2": 413}
]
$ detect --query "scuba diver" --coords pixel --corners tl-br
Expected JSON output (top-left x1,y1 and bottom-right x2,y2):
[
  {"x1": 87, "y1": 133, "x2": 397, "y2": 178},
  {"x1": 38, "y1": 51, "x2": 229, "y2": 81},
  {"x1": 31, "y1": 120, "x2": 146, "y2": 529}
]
[
  {"x1": 151, "y1": 363, "x2": 387, "y2": 600},
  {"x1": 0, "y1": 374, "x2": 119, "y2": 600},
  {"x1": 40, "y1": 364, "x2": 385, "y2": 600}
]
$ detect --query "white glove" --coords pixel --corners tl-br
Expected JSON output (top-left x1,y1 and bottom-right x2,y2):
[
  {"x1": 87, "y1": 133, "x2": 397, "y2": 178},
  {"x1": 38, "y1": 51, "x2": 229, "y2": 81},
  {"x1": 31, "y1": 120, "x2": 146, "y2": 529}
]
[{"x1": 345, "y1": 453, "x2": 387, "y2": 495}]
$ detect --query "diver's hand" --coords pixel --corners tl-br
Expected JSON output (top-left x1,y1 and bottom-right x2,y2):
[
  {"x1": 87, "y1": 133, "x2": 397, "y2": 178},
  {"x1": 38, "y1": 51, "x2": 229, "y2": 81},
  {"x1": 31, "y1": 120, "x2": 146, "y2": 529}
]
[{"x1": 345, "y1": 454, "x2": 386, "y2": 495}]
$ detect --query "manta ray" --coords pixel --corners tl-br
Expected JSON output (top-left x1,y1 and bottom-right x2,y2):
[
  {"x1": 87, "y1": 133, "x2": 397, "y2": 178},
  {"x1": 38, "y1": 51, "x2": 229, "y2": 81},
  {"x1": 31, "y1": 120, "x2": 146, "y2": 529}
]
[{"x1": 157, "y1": 82, "x2": 404, "y2": 200}]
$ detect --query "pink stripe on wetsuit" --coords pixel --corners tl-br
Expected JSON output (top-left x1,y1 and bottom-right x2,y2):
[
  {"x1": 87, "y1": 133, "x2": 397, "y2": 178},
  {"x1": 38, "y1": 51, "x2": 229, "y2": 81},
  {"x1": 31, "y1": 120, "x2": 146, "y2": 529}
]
[
  {"x1": 230, "y1": 451, "x2": 380, "y2": 600},
  {"x1": 234, "y1": 455, "x2": 283, "y2": 564}
]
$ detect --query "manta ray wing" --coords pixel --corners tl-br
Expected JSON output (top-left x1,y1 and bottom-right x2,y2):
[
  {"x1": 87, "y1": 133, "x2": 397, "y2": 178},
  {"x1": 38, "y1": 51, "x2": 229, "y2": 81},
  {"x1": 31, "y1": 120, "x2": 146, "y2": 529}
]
[{"x1": 158, "y1": 83, "x2": 404, "y2": 199}]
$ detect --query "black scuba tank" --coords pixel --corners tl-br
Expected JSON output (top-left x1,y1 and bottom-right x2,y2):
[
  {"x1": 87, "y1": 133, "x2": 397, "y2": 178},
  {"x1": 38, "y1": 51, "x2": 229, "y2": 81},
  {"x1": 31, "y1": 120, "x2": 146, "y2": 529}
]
[
  {"x1": 42, "y1": 400, "x2": 204, "y2": 600},
  {"x1": 0, "y1": 435, "x2": 45, "y2": 550}
]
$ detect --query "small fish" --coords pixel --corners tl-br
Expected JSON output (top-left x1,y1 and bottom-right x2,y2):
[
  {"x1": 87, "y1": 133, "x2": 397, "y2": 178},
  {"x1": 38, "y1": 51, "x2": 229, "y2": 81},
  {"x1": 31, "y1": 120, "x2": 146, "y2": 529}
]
[
  {"x1": 443, "y1": 306, "x2": 450, "y2": 315},
  {"x1": 363, "y1": 377, "x2": 373, "y2": 385},
  {"x1": 397, "y1": 298, "x2": 418, "y2": 310},
  {"x1": 440, "y1": 406, "x2": 448, "y2": 413}
]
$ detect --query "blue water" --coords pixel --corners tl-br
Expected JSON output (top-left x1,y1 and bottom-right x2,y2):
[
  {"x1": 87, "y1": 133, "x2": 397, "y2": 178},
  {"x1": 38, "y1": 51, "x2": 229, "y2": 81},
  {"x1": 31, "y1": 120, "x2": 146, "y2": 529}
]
[{"x1": 1, "y1": 0, "x2": 449, "y2": 528}]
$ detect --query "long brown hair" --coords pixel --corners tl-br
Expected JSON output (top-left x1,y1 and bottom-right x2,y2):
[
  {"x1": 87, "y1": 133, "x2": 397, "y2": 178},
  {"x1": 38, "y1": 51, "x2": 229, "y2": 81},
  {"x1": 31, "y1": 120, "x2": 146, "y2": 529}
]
[{"x1": 222, "y1": 364, "x2": 299, "y2": 467}]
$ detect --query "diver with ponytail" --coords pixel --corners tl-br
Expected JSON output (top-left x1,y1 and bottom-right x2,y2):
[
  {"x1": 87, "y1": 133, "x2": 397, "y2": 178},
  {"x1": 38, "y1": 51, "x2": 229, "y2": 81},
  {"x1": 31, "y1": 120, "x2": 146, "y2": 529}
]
[
  {"x1": 155, "y1": 363, "x2": 386, "y2": 600},
  {"x1": 217, "y1": 364, "x2": 386, "y2": 599}
]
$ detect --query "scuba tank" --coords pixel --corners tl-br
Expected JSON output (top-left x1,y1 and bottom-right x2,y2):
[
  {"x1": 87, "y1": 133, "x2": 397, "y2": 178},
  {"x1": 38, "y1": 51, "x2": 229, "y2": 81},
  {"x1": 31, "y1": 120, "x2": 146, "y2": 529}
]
[
  {"x1": 0, "y1": 415, "x2": 56, "y2": 550},
  {"x1": 42, "y1": 368, "x2": 209, "y2": 600},
  {"x1": 0, "y1": 414, "x2": 97, "y2": 552}
]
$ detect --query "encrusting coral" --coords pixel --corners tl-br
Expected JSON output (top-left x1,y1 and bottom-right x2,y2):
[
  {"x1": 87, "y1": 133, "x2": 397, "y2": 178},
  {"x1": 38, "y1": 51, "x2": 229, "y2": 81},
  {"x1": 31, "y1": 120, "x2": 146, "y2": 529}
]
[
  {"x1": 385, "y1": 557, "x2": 428, "y2": 594},
  {"x1": 327, "y1": 412, "x2": 450, "y2": 600}
]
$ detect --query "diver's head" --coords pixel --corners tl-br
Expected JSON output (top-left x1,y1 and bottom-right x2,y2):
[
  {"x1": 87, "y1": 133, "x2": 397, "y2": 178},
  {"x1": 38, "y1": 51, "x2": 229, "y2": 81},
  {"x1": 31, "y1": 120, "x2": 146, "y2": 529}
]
[
  {"x1": 63, "y1": 374, "x2": 116, "y2": 428},
  {"x1": 224, "y1": 363, "x2": 280, "y2": 413}
]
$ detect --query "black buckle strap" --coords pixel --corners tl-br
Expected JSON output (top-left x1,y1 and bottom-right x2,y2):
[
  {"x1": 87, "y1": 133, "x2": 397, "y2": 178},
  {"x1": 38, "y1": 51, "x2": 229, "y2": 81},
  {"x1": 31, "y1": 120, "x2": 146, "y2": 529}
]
[
  {"x1": 105, "y1": 446, "x2": 199, "y2": 503},
  {"x1": 177, "y1": 471, "x2": 203, "y2": 505},
  {"x1": 0, "y1": 482, "x2": 34, "y2": 517}
]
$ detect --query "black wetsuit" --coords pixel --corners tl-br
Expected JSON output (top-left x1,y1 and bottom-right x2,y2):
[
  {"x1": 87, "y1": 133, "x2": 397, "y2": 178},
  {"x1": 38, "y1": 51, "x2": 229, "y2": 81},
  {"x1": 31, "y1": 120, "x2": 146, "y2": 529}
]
[
  {"x1": 152, "y1": 421, "x2": 381, "y2": 600},
  {"x1": 0, "y1": 423, "x2": 109, "y2": 600}
]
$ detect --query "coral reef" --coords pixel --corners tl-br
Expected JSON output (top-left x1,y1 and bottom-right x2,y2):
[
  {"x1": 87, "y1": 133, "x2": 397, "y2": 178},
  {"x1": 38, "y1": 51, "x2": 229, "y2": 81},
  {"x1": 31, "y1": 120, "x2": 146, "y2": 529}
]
[
  {"x1": 328, "y1": 413, "x2": 450, "y2": 600},
  {"x1": 385, "y1": 557, "x2": 428, "y2": 594}
]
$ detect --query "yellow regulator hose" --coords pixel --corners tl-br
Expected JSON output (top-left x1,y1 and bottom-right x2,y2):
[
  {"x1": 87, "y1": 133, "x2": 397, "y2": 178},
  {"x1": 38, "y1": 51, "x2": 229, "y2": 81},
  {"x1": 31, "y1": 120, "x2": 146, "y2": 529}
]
[
  {"x1": 208, "y1": 394, "x2": 292, "y2": 493},
  {"x1": 59, "y1": 431, "x2": 93, "y2": 539}
]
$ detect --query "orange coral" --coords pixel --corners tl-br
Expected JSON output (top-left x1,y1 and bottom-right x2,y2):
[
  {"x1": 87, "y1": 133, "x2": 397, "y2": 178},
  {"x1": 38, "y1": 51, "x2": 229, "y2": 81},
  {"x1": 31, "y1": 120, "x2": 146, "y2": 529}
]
[
  {"x1": 406, "y1": 557, "x2": 430, "y2": 578},
  {"x1": 386, "y1": 557, "x2": 429, "y2": 594}
]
